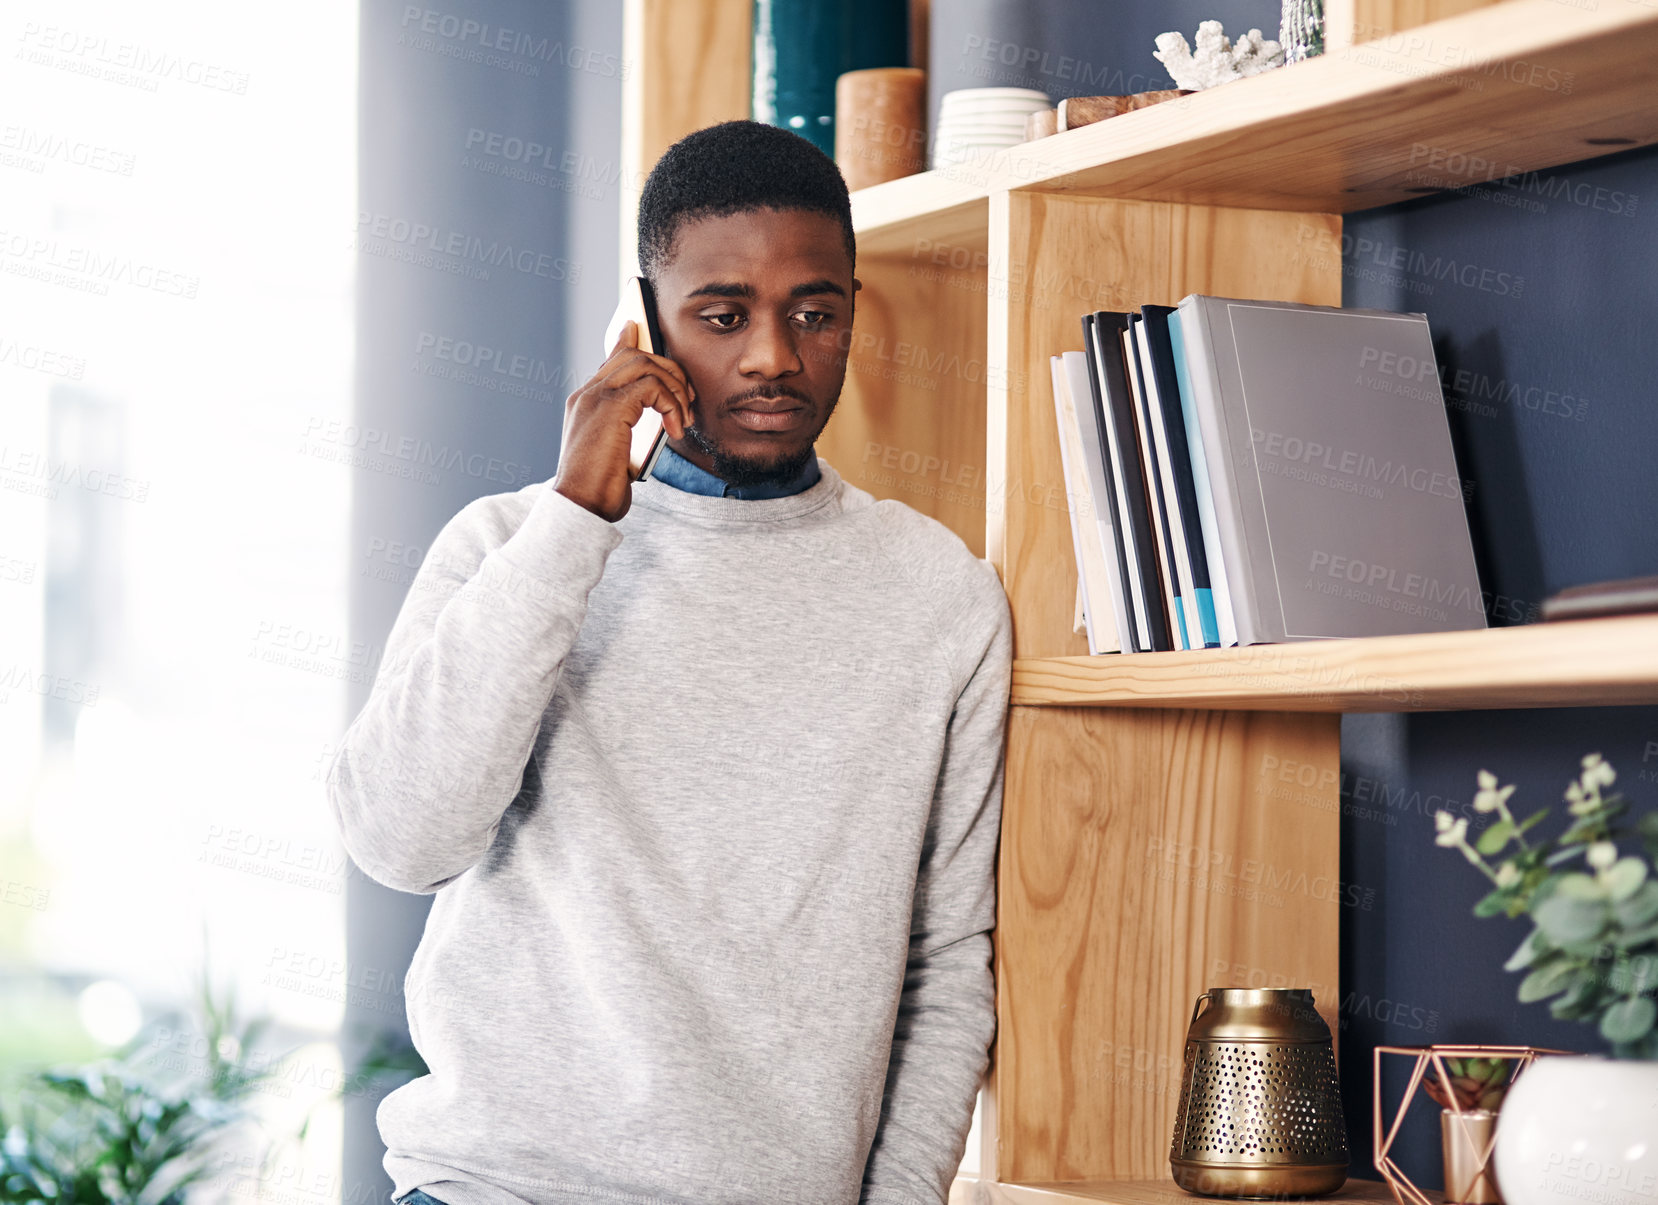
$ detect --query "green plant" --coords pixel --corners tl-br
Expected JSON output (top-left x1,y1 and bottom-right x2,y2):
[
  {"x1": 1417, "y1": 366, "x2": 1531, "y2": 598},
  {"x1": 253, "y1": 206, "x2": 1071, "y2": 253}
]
[
  {"x1": 1421, "y1": 1055, "x2": 1510, "y2": 1111},
  {"x1": 0, "y1": 964, "x2": 278, "y2": 1205},
  {"x1": 0, "y1": 953, "x2": 426, "y2": 1205},
  {"x1": 1432, "y1": 753, "x2": 1658, "y2": 1058}
]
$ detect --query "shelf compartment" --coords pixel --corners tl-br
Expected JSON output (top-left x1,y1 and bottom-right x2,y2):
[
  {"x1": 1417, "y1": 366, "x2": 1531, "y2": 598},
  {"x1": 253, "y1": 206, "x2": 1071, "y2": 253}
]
[
  {"x1": 1010, "y1": 615, "x2": 1658, "y2": 711},
  {"x1": 852, "y1": 0, "x2": 1658, "y2": 254},
  {"x1": 950, "y1": 1177, "x2": 1412, "y2": 1204}
]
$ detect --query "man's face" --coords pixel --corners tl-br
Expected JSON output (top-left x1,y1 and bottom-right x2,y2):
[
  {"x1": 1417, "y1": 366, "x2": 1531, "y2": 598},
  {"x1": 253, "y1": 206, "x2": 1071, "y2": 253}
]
[{"x1": 653, "y1": 207, "x2": 856, "y2": 488}]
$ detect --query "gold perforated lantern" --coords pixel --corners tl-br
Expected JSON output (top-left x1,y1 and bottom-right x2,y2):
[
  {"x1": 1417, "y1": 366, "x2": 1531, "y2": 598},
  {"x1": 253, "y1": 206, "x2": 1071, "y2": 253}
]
[{"x1": 1169, "y1": 988, "x2": 1349, "y2": 1197}]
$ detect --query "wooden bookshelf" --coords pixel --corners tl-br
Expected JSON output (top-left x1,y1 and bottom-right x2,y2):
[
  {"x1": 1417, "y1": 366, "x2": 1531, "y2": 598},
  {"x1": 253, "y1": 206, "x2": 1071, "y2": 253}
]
[
  {"x1": 621, "y1": 0, "x2": 1658, "y2": 1192},
  {"x1": 1013, "y1": 615, "x2": 1658, "y2": 711},
  {"x1": 854, "y1": 0, "x2": 1658, "y2": 254}
]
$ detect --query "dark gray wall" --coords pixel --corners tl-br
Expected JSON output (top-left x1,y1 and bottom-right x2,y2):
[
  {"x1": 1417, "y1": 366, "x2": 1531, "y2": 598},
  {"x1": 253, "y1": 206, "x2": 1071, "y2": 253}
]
[
  {"x1": 1339, "y1": 143, "x2": 1658, "y2": 1182},
  {"x1": 926, "y1": 0, "x2": 1281, "y2": 153},
  {"x1": 344, "y1": 2, "x2": 621, "y2": 1198}
]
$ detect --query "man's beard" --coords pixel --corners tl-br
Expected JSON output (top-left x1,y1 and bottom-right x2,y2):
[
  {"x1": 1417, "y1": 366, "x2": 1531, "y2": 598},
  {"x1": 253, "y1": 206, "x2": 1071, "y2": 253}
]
[{"x1": 685, "y1": 393, "x2": 837, "y2": 488}]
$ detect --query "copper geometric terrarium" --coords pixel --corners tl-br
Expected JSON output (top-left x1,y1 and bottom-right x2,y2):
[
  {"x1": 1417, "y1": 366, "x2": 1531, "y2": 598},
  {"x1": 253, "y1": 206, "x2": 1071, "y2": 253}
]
[{"x1": 1372, "y1": 1044, "x2": 1573, "y2": 1205}]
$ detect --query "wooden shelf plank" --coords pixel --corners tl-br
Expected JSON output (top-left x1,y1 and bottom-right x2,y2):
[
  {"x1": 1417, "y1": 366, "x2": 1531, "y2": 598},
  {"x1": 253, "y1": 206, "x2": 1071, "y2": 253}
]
[
  {"x1": 1010, "y1": 616, "x2": 1658, "y2": 712},
  {"x1": 853, "y1": 0, "x2": 1658, "y2": 255},
  {"x1": 951, "y1": 1176, "x2": 1411, "y2": 1205}
]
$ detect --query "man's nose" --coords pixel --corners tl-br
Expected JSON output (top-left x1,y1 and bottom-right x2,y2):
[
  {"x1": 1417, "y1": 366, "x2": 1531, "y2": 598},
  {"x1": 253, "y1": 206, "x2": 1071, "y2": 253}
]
[{"x1": 738, "y1": 315, "x2": 803, "y2": 379}]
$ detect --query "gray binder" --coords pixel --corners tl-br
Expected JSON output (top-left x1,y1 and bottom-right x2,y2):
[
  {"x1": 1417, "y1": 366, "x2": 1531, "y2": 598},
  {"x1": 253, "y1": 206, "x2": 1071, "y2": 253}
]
[{"x1": 1176, "y1": 295, "x2": 1487, "y2": 644}]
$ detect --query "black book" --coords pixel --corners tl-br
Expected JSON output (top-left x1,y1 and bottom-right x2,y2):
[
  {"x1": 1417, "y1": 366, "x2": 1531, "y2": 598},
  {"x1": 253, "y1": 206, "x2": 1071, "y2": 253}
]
[
  {"x1": 1078, "y1": 314, "x2": 1144, "y2": 652},
  {"x1": 1142, "y1": 304, "x2": 1221, "y2": 648},
  {"x1": 1124, "y1": 314, "x2": 1184, "y2": 650},
  {"x1": 1083, "y1": 311, "x2": 1172, "y2": 652}
]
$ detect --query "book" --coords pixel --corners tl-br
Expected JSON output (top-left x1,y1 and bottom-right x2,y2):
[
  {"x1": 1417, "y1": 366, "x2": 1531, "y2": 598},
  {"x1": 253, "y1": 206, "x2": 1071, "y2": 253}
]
[
  {"x1": 1540, "y1": 575, "x2": 1658, "y2": 622},
  {"x1": 1083, "y1": 312, "x2": 1170, "y2": 652},
  {"x1": 1062, "y1": 350, "x2": 1132, "y2": 653},
  {"x1": 1141, "y1": 308, "x2": 1222, "y2": 649},
  {"x1": 1126, "y1": 317, "x2": 1186, "y2": 649},
  {"x1": 1049, "y1": 354, "x2": 1122, "y2": 653},
  {"x1": 1167, "y1": 308, "x2": 1239, "y2": 647},
  {"x1": 1175, "y1": 294, "x2": 1487, "y2": 643},
  {"x1": 1051, "y1": 355, "x2": 1099, "y2": 651}
]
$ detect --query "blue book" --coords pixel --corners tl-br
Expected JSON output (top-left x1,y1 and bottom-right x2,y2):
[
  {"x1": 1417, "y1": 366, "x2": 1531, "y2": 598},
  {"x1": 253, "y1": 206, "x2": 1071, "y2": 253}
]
[
  {"x1": 1167, "y1": 309, "x2": 1238, "y2": 647},
  {"x1": 1141, "y1": 306, "x2": 1220, "y2": 648}
]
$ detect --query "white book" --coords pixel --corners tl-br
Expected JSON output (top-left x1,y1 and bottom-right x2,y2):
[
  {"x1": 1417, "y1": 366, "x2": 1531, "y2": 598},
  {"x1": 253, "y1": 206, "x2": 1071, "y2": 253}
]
[
  {"x1": 1064, "y1": 350, "x2": 1134, "y2": 655},
  {"x1": 1121, "y1": 323, "x2": 1180, "y2": 649},
  {"x1": 1050, "y1": 356, "x2": 1110, "y2": 653}
]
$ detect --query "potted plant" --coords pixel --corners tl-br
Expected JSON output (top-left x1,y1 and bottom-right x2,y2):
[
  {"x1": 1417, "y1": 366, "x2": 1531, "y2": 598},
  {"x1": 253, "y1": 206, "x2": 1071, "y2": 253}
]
[
  {"x1": 0, "y1": 961, "x2": 426, "y2": 1205},
  {"x1": 1431, "y1": 753, "x2": 1658, "y2": 1205},
  {"x1": 1421, "y1": 1055, "x2": 1509, "y2": 1204}
]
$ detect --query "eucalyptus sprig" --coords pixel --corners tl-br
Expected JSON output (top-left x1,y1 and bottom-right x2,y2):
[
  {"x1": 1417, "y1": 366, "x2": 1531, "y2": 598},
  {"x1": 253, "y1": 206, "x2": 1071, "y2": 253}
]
[{"x1": 1432, "y1": 753, "x2": 1658, "y2": 1059}]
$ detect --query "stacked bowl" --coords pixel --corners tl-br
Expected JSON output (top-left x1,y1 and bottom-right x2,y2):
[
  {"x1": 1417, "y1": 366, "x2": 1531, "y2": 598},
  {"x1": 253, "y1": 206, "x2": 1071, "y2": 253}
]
[{"x1": 930, "y1": 86, "x2": 1052, "y2": 168}]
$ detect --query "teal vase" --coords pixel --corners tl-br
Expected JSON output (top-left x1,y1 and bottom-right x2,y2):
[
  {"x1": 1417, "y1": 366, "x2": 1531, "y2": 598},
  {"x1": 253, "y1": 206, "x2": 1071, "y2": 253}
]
[{"x1": 752, "y1": 0, "x2": 908, "y2": 156}]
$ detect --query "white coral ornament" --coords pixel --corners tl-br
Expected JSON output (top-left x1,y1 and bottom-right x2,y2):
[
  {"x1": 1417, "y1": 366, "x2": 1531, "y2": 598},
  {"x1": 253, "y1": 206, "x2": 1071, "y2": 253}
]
[{"x1": 1153, "y1": 20, "x2": 1286, "y2": 90}]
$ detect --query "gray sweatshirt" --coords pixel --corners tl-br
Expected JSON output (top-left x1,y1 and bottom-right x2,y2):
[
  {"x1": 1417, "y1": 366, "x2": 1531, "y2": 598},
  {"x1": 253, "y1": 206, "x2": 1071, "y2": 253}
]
[{"x1": 325, "y1": 457, "x2": 1012, "y2": 1205}]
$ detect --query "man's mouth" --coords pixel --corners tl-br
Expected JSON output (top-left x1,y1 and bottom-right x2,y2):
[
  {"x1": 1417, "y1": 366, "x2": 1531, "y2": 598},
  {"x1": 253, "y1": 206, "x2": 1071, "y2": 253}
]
[{"x1": 729, "y1": 398, "x2": 807, "y2": 432}]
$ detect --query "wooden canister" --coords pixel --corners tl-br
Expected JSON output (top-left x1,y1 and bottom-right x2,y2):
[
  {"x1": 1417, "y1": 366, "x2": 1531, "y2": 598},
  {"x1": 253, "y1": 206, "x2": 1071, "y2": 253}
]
[{"x1": 835, "y1": 67, "x2": 927, "y2": 190}]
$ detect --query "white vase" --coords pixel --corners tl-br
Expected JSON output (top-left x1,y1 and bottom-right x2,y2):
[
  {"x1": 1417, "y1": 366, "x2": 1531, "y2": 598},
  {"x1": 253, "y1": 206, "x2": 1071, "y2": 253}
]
[{"x1": 1493, "y1": 1055, "x2": 1658, "y2": 1205}]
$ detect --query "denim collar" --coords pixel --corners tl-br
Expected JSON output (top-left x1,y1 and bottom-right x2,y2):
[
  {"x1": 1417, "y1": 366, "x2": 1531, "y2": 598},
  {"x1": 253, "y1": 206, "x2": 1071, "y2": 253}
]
[{"x1": 649, "y1": 441, "x2": 822, "y2": 499}]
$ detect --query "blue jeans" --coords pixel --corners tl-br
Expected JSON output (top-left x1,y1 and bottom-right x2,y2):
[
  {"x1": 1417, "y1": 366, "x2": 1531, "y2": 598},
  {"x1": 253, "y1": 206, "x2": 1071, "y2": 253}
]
[{"x1": 397, "y1": 1191, "x2": 449, "y2": 1205}]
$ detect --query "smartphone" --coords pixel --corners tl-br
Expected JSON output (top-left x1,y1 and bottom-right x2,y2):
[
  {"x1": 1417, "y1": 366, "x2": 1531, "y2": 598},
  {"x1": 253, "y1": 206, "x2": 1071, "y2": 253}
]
[{"x1": 602, "y1": 275, "x2": 670, "y2": 482}]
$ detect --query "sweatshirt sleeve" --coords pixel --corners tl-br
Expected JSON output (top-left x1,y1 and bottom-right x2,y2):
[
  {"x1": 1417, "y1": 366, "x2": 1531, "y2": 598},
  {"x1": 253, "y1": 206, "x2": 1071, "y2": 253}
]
[
  {"x1": 860, "y1": 562, "x2": 1013, "y2": 1205},
  {"x1": 325, "y1": 482, "x2": 624, "y2": 895}
]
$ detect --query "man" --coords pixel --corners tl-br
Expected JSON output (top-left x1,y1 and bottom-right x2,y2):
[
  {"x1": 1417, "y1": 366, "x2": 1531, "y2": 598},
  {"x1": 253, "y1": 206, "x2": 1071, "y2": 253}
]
[{"x1": 327, "y1": 119, "x2": 1012, "y2": 1205}]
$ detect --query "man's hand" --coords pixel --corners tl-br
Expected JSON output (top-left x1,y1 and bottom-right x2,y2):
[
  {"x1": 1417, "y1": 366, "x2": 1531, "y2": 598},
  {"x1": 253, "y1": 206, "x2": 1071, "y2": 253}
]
[{"x1": 552, "y1": 320, "x2": 696, "y2": 523}]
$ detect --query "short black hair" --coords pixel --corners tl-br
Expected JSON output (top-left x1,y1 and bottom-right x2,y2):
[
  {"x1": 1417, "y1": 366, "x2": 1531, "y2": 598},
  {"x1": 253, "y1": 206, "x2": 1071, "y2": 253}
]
[{"x1": 636, "y1": 120, "x2": 856, "y2": 282}]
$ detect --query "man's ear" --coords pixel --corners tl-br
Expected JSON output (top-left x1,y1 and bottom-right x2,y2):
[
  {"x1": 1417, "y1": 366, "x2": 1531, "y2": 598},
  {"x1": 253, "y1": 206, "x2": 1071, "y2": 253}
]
[{"x1": 852, "y1": 277, "x2": 863, "y2": 293}]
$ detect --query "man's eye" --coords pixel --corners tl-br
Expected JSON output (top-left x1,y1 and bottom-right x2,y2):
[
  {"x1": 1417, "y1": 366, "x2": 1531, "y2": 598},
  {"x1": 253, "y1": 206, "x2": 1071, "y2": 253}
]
[
  {"x1": 703, "y1": 313, "x2": 743, "y2": 330},
  {"x1": 793, "y1": 310, "x2": 831, "y2": 328}
]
